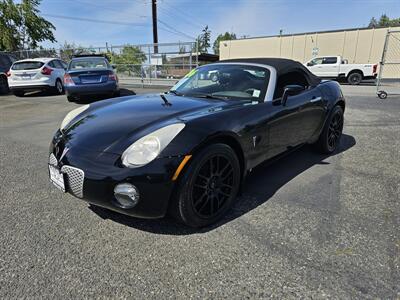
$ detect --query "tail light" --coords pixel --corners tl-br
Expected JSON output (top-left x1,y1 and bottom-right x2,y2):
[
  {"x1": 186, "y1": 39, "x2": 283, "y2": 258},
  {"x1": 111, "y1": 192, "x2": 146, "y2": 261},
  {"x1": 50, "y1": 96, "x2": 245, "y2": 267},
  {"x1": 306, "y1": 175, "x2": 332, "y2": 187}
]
[
  {"x1": 41, "y1": 66, "x2": 53, "y2": 76},
  {"x1": 6, "y1": 70, "x2": 11, "y2": 77},
  {"x1": 108, "y1": 73, "x2": 118, "y2": 82},
  {"x1": 64, "y1": 74, "x2": 75, "y2": 86},
  {"x1": 373, "y1": 64, "x2": 378, "y2": 74}
]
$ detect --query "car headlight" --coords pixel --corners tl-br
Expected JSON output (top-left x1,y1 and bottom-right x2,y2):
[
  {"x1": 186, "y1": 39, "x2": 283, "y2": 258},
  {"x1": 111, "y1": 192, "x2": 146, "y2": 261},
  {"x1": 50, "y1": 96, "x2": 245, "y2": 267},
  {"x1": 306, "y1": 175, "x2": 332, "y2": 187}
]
[
  {"x1": 122, "y1": 123, "x2": 185, "y2": 168},
  {"x1": 60, "y1": 105, "x2": 90, "y2": 130}
]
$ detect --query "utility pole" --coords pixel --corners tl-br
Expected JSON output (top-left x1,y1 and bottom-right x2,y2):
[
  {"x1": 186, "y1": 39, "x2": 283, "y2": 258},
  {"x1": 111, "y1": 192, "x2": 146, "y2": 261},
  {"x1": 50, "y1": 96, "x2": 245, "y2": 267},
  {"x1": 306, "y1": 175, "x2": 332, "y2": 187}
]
[{"x1": 152, "y1": 0, "x2": 158, "y2": 54}]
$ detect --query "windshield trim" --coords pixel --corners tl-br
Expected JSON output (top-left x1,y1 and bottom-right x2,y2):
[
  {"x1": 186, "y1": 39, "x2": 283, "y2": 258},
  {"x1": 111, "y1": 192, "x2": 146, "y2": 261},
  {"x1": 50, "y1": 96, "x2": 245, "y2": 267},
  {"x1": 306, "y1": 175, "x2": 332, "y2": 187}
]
[{"x1": 174, "y1": 62, "x2": 277, "y2": 103}]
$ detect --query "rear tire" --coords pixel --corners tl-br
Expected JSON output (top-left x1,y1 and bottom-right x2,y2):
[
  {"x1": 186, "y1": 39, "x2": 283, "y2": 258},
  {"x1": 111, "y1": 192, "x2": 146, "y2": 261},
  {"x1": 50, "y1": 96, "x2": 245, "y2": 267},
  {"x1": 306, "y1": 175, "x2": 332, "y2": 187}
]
[
  {"x1": 0, "y1": 75, "x2": 9, "y2": 94},
  {"x1": 13, "y1": 91, "x2": 25, "y2": 97},
  {"x1": 314, "y1": 105, "x2": 344, "y2": 154},
  {"x1": 171, "y1": 143, "x2": 241, "y2": 228},
  {"x1": 67, "y1": 95, "x2": 76, "y2": 102},
  {"x1": 347, "y1": 72, "x2": 362, "y2": 85},
  {"x1": 54, "y1": 79, "x2": 64, "y2": 95}
]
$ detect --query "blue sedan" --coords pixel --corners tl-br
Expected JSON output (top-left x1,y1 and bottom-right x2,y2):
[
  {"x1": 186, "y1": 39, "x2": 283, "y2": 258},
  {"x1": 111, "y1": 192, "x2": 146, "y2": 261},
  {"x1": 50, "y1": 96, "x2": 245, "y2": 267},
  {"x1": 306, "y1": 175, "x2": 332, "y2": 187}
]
[{"x1": 64, "y1": 55, "x2": 120, "y2": 102}]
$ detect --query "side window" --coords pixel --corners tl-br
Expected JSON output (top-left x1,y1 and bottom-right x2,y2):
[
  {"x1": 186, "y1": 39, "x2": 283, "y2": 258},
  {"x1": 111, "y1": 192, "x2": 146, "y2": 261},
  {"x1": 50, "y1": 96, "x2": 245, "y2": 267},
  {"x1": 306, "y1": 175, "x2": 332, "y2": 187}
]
[
  {"x1": 322, "y1": 57, "x2": 337, "y2": 64},
  {"x1": 48, "y1": 61, "x2": 56, "y2": 68},
  {"x1": 274, "y1": 71, "x2": 309, "y2": 99},
  {"x1": 60, "y1": 60, "x2": 68, "y2": 69},
  {"x1": 311, "y1": 58, "x2": 323, "y2": 65},
  {"x1": 54, "y1": 60, "x2": 64, "y2": 69}
]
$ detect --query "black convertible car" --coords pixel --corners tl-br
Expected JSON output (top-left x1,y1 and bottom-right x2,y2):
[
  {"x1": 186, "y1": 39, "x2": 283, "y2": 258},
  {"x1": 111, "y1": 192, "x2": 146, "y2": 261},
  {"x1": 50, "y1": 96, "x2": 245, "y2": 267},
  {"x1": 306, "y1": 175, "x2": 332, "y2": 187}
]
[{"x1": 49, "y1": 58, "x2": 345, "y2": 228}]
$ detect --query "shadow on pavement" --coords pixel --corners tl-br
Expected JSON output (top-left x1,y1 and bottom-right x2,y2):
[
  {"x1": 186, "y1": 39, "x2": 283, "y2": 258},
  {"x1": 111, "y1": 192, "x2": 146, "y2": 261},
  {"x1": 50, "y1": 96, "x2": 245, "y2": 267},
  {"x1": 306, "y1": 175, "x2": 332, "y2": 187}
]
[{"x1": 89, "y1": 134, "x2": 356, "y2": 235}]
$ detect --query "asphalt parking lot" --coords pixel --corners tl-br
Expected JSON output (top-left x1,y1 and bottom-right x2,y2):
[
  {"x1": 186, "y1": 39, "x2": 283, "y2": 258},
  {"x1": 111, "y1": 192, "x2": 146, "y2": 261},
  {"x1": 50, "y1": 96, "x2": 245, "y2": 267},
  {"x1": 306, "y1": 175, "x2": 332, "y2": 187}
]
[{"x1": 0, "y1": 84, "x2": 399, "y2": 298}]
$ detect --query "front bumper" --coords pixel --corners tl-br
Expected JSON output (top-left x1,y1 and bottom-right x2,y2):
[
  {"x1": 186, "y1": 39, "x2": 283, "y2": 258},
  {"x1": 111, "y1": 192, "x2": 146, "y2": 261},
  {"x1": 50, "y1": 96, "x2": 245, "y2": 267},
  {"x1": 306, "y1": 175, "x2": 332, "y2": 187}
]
[
  {"x1": 65, "y1": 81, "x2": 118, "y2": 97},
  {"x1": 49, "y1": 137, "x2": 183, "y2": 219}
]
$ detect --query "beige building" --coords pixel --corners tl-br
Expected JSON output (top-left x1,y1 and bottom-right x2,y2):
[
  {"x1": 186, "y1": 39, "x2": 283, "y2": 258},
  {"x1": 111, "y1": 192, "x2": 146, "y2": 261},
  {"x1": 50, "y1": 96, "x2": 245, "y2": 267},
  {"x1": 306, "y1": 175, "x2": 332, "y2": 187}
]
[{"x1": 220, "y1": 27, "x2": 400, "y2": 78}]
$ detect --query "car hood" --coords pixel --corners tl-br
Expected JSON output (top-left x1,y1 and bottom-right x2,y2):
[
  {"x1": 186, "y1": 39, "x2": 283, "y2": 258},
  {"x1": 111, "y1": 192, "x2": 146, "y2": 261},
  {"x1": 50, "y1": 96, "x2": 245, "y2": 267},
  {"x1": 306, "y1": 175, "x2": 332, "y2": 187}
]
[{"x1": 61, "y1": 94, "x2": 229, "y2": 153}]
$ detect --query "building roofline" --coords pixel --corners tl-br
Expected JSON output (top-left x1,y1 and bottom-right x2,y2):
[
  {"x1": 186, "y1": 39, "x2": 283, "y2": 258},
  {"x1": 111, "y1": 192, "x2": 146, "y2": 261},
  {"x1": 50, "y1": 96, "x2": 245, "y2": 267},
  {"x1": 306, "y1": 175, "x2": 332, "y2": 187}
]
[{"x1": 233, "y1": 26, "x2": 396, "y2": 41}]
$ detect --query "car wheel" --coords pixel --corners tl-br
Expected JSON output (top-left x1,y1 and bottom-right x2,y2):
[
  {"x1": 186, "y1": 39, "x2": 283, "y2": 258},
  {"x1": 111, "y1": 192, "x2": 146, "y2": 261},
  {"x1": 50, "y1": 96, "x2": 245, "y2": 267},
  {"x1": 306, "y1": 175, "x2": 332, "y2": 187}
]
[
  {"x1": 172, "y1": 143, "x2": 241, "y2": 228},
  {"x1": 113, "y1": 90, "x2": 121, "y2": 97},
  {"x1": 13, "y1": 91, "x2": 25, "y2": 97},
  {"x1": 347, "y1": 72, "x2": 362, "y2": 85},
  {"x1": 67, "y1": 95, "x2": 77, "y2": 102},
  {"x1": 314, "y1": 105, "x2": 344, "y2": 154},
  {"x1": 0, "y1": 75, "x2": 9, "y2": 94},
  {"x1": 55, "y1": 79, "x2": 64, "y2": 95}
]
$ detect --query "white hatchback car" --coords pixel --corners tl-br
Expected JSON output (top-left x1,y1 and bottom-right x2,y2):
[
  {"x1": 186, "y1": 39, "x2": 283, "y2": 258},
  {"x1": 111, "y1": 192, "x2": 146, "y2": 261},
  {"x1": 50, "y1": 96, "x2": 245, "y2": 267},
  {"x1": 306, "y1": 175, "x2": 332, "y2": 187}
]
[{"x1": 8, "y1": 58, "x2": 67, "y2": 96}]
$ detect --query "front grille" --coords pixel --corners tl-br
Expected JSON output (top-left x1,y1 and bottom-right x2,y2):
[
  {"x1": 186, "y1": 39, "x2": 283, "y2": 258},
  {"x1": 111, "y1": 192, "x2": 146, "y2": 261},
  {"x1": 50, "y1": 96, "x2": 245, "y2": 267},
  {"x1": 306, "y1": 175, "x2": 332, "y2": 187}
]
[
  {"x1": 61, "y1": 165, "x2": 85, "y2": 198},
  {"x1": 49, "y1": 153, "x2": 58, "y2": 166}
]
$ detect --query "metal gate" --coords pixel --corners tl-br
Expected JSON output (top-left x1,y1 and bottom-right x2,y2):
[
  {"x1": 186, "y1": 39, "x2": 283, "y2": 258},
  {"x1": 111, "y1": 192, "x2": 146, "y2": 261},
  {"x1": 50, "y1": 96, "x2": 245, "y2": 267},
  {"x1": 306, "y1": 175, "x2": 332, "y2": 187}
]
[{"x1": 376, "y1": 30, "x2": 400, "y2": 99}]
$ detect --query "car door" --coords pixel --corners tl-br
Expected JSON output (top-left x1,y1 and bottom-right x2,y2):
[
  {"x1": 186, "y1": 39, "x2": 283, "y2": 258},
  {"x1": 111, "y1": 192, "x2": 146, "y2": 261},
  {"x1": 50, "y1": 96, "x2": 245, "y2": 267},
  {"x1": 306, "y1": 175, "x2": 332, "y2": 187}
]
[
  {"x1": 266, "y1": 72, "x2": 326, "y2": 159},
  {"x1": 306, "y1": 57, "x2": 324, "y2": 76},
  {"x1": 320, "y1": 56, "x2": 339, "y2": 77}
]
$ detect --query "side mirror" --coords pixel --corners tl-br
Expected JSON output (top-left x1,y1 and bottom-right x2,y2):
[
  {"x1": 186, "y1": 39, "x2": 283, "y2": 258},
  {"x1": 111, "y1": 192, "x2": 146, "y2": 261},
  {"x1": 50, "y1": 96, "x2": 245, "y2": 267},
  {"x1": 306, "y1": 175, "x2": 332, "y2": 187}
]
[
  {"x1": 281, "y1": 85, "x2": 305, "y2": 106},
  {"x1": 111, "y1": 64, "x2": 116, "y2": 69},
  {"x1": 307, "y1": 62, "x2": 313, "y2": 66}
]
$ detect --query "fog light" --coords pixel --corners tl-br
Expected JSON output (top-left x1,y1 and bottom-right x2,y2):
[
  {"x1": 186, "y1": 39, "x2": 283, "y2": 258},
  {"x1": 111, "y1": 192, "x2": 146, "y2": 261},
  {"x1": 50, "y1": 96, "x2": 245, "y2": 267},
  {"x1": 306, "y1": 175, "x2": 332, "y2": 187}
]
[{"x1": 114, "y1": 183, "x2": 139, "y2": 208}]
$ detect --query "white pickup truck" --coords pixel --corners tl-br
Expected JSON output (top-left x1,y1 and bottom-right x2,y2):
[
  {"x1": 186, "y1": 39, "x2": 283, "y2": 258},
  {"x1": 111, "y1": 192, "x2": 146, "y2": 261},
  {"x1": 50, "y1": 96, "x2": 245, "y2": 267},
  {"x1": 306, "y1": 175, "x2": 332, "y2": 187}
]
[{"x1": 304, "y1": 56, "x2": 378, "y2": 85}]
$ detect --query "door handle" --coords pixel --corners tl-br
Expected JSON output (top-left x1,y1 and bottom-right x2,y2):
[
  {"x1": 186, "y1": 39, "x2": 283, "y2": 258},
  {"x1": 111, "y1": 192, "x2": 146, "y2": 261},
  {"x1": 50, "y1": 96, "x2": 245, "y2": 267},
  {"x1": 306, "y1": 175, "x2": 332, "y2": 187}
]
[{"x1": 310, "y1": 96, "x2": 322, "y2": 102}]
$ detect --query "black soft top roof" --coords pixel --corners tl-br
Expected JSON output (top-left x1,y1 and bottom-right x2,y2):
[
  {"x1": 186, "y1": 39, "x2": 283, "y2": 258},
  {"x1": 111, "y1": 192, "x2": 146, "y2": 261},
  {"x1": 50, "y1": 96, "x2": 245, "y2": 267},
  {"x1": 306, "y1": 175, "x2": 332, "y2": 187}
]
[{"x1": 217, "y1": 58, "x2": 321, "y2": 86}]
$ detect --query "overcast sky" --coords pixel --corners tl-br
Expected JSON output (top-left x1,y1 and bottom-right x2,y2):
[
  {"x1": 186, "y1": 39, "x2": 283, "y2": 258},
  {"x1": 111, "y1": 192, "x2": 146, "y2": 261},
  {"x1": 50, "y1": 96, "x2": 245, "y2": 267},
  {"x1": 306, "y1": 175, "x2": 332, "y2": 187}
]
[{"x1": 39, "y1": 0, "x2": 400, "y2": 48}]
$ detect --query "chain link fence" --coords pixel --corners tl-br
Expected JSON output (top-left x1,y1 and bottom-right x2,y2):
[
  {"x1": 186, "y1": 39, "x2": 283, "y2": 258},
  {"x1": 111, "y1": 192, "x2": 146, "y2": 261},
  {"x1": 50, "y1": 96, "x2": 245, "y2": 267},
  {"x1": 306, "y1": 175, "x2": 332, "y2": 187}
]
[
  {"x1": 376, "y1": 30, "x2": 400, "y2": 99},
  {"x1": 3, "y1": 42, "x2": 200, "y2": 86}
]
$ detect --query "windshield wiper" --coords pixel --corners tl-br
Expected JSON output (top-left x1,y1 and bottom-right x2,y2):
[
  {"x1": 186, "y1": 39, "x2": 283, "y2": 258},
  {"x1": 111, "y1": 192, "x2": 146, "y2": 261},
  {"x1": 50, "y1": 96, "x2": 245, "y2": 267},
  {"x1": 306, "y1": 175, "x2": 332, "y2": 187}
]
[
  {"x1": 169, "y1": 90, "x2": 183, "y2": 96},
  {"x1": 189, "y1": 93, "x2": 229, "y2": 100}
]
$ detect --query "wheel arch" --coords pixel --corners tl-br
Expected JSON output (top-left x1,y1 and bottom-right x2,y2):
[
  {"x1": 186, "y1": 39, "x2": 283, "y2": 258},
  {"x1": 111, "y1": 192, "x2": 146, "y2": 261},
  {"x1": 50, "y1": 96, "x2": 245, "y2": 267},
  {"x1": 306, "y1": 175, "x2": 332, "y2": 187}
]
[
  {"x1": 192, "y1": 133, "x2": 246, "y2": 181},
  {"x1": 347, "y1": 69, "x2": 364, "y2": 77},
  {"x1": 335, "y1": 99, "x2": 345, "y2": 112}
]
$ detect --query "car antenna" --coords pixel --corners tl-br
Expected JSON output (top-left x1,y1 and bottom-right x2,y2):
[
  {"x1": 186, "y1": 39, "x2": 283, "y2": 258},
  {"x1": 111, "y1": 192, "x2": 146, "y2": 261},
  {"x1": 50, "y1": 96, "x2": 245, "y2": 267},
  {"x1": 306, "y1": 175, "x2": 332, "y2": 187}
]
[{"x1": 160, "y1": 93, "x2": 172, "y2": 106}]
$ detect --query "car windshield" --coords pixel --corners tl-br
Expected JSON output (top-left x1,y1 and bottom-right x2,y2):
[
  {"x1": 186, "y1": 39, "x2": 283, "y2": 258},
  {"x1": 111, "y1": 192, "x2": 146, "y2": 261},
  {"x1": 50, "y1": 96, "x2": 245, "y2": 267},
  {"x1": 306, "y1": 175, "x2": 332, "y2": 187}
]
[
  {"x1": 69, "y1": 58, "x2": 109, "y2": 70},
  {"x1": 12, "y1": 61, "x2": 44, "y2": 70},
  {"x1": 170, "y1": 64, "x2": 270, "y2": 101}
]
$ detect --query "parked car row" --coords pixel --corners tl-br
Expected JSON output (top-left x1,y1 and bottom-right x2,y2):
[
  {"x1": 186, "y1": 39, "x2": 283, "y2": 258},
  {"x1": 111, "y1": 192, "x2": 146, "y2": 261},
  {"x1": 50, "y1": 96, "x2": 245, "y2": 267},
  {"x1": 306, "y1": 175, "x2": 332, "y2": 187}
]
[{"x1": 0, "y1": 54, "x2": 120, "y2": 102}]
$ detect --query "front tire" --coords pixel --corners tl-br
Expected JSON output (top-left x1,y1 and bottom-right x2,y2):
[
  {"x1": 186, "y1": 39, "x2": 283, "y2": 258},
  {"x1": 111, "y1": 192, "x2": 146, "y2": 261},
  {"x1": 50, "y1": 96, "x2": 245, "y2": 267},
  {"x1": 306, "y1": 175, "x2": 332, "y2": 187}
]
[
  {"x1": 314, "y1": 105, "x2": 344, "y2": 154},
  {"x1": 172, "y1": 143, "x2": 241, "y2": 228},
  {"x1": 347, "y1": 72, "x2": 362, "y2": 85}
]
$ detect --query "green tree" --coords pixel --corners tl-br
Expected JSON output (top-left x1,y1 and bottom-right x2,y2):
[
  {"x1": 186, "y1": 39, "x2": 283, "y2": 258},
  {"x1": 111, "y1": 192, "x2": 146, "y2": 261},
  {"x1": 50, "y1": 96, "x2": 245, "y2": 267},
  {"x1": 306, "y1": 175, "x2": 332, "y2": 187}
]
[
  {"x1": 196, "y1": 25, "x2": 211, "y2": 53},
  {"x1": 368, "y1": 14, "x2": 400, "y2": 28},
  {"x1": 213, "y1": 32, "x2": 237, "y2": 55},
  {"x1": 0, "y1": 0, "x2": 56, "y2": 51},
  {"x1": 59, "y1": 41, "x2": 85, "y2": 61},
  {"x1": 111, "y1": 45, "x2": 147, "y2": 76},
  {"x1": 368, "y1": 17, "x2": 378, "y2": 28}
]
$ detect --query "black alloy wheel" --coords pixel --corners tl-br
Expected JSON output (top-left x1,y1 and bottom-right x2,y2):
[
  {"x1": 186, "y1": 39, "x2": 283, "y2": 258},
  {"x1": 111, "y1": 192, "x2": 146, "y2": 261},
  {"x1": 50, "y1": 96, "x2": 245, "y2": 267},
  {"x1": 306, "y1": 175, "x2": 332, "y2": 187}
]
[
  {"x1": 347, "y1": 72, "x2": 362, "y2": 85},
  {"x1": 315, "y1": 105, "x2": 344, "y2": 154},
  {"x1": 327, "y1": 111, "x2": 343, "y2": 152},
  {"x1": 172, "y1": 143, "x2": 241, "y2": 228}
]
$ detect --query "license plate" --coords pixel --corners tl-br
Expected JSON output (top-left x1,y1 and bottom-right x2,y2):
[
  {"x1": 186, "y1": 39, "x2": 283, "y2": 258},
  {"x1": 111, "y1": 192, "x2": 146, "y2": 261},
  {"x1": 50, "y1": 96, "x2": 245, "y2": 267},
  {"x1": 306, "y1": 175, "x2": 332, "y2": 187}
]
[
  {"x1": 49, "y1": 165, "x2": 65, "y2": 192},
  {"x1": 21, "y1": 75, "x2": 31, "y2": 80}
]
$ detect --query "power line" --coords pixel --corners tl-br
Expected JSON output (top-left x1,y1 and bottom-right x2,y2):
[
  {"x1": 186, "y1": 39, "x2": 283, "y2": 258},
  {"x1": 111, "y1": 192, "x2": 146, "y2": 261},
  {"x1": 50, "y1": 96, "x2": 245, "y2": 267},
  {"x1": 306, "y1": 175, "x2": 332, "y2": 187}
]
[
  {"x1": 42, "y1": 13, "x2": 150, "y2": 27},
  {"x1": 158, "y1": 19, "x2": 196, "y2": 40},
  {"x1": 42, "y1": 13, "x2": 195, "y2": 40}
]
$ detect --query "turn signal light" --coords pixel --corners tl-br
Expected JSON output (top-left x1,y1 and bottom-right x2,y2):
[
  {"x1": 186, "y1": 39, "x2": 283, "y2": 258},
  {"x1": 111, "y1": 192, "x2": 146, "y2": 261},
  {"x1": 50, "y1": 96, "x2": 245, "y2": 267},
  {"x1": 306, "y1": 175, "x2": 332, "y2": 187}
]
[
  {"x1": 108, "y1": 73, "x2": 117, "y2": 82},
  {"x1": 41, "y1": 66, "x2": 53, "y2": 76},
  {"x1": 64, "y1": 74, "x2": 75, "y2": 86},
  {"x1": 373, "y1": 64, "x2": 378, "y2": 74}
]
